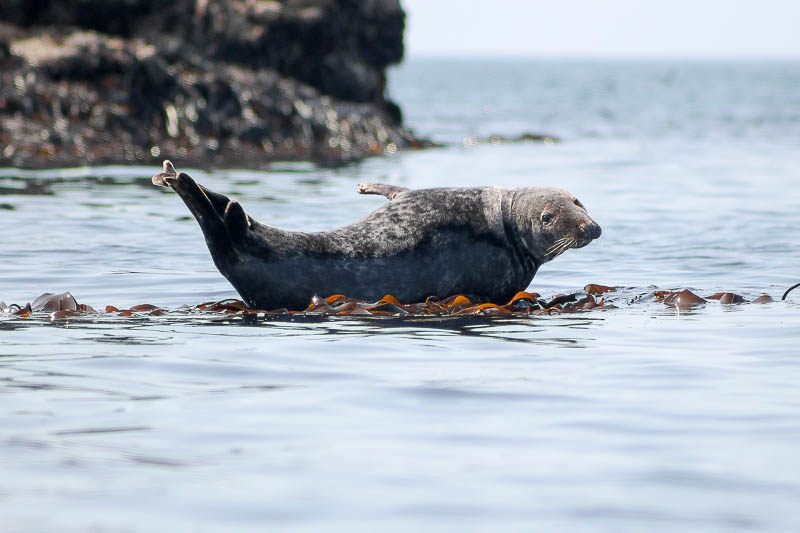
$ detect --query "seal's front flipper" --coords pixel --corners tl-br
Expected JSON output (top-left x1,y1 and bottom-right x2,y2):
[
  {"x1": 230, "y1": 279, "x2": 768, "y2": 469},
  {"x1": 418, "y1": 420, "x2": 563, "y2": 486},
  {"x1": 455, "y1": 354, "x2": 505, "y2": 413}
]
[{"x1": 357, "y1": 182, "x2": 409, "y2": 200}]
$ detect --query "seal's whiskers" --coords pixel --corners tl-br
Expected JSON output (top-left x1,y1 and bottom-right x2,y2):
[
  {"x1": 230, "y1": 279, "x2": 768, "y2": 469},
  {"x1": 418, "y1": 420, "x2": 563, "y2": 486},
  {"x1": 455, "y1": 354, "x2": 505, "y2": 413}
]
[
  {"x1": 547, "y1": 237, "x2": 577, "y2": 258},
  {"x1": 546, "y1": 237, "x2": 572, "y2": 256},
  {"x1": 545, "y1": 237, "x2": 568, "y2": 255}
]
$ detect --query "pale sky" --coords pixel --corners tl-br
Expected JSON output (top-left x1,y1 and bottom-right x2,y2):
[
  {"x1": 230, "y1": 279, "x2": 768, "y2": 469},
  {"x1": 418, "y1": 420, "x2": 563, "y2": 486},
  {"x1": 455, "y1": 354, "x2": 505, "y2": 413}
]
[{"x1": 401, "y1": 0, "x2": 800, "y2": 58}]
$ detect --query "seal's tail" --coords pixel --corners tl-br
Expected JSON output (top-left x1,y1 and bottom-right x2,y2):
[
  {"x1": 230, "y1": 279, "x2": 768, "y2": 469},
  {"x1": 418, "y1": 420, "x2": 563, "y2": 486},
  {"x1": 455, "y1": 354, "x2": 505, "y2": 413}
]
[{"x1": 152, "y1": 160, "x2": 251, "y2": 260}]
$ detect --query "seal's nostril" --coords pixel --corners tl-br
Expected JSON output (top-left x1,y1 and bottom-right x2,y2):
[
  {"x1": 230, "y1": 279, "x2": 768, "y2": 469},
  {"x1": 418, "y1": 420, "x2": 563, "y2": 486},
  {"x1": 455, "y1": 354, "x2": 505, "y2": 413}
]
[{"x1": 581, "y1": 222, "x2": 601, "y2": 239}]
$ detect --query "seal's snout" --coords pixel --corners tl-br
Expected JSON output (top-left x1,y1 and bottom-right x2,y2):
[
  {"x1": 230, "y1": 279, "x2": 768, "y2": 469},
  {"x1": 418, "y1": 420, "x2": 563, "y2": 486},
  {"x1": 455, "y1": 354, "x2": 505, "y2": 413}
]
[
  {"x1": 575, "y1": 221, "x2": 601, "y2": 248},
  {"x1": 585, "y1": 222, "x2": 602, "y2": 240}
]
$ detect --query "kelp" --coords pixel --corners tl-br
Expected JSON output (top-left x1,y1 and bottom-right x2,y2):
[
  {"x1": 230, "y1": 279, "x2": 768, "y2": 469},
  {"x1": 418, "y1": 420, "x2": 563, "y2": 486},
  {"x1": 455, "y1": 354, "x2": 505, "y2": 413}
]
[{"x1": 0, "y1": 284, "x2": 788, "y2": 322}]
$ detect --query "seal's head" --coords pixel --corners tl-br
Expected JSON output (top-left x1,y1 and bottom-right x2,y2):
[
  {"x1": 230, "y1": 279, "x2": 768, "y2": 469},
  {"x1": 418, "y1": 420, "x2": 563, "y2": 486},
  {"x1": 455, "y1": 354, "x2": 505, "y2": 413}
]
[{"x1": 509, "y1": 187, "x2": 601, "y2": 266}]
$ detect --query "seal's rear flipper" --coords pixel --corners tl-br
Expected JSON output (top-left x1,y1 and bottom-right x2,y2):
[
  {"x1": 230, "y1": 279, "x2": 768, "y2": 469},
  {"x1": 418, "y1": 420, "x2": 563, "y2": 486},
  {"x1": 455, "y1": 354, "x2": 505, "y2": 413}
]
[
  {"x1": 357, "y1": 182, "x2": 409, "y2": 200},
  {"x1": 169, "y1": 172, "x2": 236, "y2": 260},
  {"x1": 153, "y1": 160, "x2": 254, "y2": 263},
  {"x1": 199, "y1": 184, "x2": 234, "y2": 219},
  {"x1": 224, "y1": 200, "x2": 250, "y2": 244},
  {"x1": 152, "y1": 160, "x2": 231, "y2": 219},
  {"x1": 152, "y1": 160, "x2": 177, "y2": 187}
]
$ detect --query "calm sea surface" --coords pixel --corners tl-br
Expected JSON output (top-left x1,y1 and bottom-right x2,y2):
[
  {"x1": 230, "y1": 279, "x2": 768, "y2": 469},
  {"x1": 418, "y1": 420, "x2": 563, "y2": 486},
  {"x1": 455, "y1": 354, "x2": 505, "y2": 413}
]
[{"x1": 2, "y1": 58, "x2": 800, "y2": 532}]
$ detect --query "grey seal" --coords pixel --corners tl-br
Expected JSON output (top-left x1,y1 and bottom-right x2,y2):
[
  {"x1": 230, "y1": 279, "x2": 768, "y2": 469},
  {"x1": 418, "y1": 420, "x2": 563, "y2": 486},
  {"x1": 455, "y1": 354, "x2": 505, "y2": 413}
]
[{"x1": 153, "y1": 161, "x2": 601, "y2": 310}]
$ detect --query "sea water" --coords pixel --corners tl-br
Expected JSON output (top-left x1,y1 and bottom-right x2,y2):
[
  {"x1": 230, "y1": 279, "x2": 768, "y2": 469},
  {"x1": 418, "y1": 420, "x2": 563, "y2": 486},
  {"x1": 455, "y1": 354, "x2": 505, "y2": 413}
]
[{"x1": 1, "y1": 58, "x2": 800, "y2": 532}]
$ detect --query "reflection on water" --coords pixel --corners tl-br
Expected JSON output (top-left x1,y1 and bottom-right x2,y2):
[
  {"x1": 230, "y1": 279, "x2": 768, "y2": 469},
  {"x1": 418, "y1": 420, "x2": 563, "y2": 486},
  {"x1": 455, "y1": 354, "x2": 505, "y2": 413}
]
[{"x1": 2, "y1": 59, "x2": 800, "y2": 532}]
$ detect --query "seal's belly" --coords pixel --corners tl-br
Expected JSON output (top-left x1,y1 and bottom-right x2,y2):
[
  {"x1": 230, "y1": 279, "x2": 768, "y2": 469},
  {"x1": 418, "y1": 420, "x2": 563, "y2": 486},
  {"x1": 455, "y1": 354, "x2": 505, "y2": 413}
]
[{"x1": 225, "y1": 229, "x2": 532, "y2": 310}]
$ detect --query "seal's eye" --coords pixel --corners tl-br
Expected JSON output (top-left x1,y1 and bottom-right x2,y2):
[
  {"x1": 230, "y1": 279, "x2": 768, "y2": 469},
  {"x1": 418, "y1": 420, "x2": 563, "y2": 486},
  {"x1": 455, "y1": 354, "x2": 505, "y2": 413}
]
[
  {"x1": 573, "y1": 199, "x2": 585, "y2": 209},
  {"x1": 541, "y1": 213, "x2": 553, "y2": 224}
]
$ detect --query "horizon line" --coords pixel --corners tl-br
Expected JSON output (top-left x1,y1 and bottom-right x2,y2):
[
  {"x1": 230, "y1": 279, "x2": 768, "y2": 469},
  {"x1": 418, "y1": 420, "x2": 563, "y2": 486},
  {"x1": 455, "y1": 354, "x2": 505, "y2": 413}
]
[{"x1": 402, "y1": 51, "x2": 800, "y2": 62}]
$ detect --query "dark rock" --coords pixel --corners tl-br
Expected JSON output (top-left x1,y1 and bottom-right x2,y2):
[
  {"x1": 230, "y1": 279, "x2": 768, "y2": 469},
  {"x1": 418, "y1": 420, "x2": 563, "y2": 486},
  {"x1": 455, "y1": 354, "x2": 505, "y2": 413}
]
[{"x1": 0, "y1": 0, "x2": 420, "y2": 169}]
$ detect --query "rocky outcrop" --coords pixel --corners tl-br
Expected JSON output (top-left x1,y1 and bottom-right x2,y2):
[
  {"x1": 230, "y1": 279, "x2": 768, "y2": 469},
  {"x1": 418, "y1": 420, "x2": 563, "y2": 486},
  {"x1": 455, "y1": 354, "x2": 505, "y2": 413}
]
[{"x1": 0, "y1": 0, "x2": 423, "y2": 168}]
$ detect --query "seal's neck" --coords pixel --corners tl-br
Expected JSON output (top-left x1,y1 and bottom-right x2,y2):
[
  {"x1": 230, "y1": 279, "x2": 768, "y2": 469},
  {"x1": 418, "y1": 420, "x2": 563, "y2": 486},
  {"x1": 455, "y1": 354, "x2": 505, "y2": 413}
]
[{"x1": 501, "y1": 190, "x2": 540, "y2": 275}]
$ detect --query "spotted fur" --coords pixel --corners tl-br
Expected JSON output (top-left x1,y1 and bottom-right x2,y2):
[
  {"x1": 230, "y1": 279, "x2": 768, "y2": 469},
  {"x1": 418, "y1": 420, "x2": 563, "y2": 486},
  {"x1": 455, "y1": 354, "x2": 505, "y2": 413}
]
[{"x1": 153, "y1": 161, "x2": 601, "y2": 310}]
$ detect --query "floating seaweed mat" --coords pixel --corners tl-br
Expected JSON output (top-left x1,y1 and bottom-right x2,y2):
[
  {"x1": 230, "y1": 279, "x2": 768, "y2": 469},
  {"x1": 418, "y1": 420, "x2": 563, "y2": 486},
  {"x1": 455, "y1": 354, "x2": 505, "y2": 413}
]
[
  {"x1": 0, "y1": 285, "x2": 785, "y2": 322},
  {"x1": 296, "y1": 291, "x2": 595, "y2": 317}
]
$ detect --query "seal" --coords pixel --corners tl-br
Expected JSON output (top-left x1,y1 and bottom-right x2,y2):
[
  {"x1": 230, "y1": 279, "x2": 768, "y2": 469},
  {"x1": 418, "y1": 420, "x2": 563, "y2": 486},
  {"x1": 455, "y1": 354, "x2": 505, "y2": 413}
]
[{"x1": 153, "y1": 161, "x2": 601, "y2": 310}]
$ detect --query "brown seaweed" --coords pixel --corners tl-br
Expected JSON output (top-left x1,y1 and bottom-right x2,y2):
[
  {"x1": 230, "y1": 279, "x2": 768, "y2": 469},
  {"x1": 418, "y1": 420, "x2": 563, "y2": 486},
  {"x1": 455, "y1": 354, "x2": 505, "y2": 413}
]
[{"x1": 1, "y1": 283, "x2": 792, "y2": 323}]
